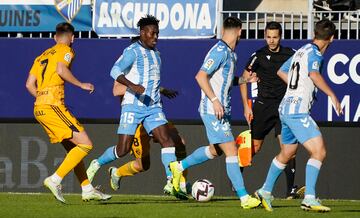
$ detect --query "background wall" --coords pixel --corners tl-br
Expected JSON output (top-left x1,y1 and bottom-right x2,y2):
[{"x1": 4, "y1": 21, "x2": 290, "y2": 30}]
[
  {"x1": 0, "y1": 123, "x2": 359, "y2": 199},
  {"x1": 0, "y1": 39, "x2": 359, "y2": 122}
]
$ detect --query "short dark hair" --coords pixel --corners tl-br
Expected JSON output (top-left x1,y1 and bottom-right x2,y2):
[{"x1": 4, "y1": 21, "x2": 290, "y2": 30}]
[
  {"x1": 56, "y1": 22, "x2": 75, "y2": 35},
  {"x1": 223, "y1": 17, "x2": 242, "y2": 29},
  {"x1": 137, "y1": 14, "x2": 159, "y2": 30},
  {"x1": 314, "y1": 19, "x2": 335, "y2": 40},
  {"x1": 265, "y1": 21, "x2": 282, "y2": 36}
]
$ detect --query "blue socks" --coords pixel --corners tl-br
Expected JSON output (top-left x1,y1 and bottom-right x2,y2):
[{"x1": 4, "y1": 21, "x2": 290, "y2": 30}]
[
  {"x1": 226, "y1": 156, "x2": 248, "y2": 198},
  {"x1": 97, "y1": 146, "x2": 117, "y2": 166},
  {"x1": 181, "y1": 146, "x2": 214, "y2": 170},
  {"x1": 305, "y1": 158, "x2": 322, "y2": 198},
  {"x1": 161, "y1": 147, "x2": 177, "y2": 178},
  {"x1": 262, "y1": 158, "x2": 287, "y2": 193}
]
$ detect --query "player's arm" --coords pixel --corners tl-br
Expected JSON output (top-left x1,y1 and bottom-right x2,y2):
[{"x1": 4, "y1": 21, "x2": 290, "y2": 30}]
[
  {"x1": 195, "y1": 70, "x2": 224, "y2": 119},
  {"x1": 25, "y1": 60, "x2": 38, "y2": 97},
  {"x1": 113, "y1": 81, "x2": 127, "y2": 96},
  {"x1": 277, "y1": 55, "x2": 293, "y2": 83},
  {"x1": 239, "y1": 69, "x2": 253, "y2": 124},
  {"x1": 239, "y1": 54, "x2": 258, "y2": 123},
  {"x1": 110, "y1": 49, "x2": 144, "y2": 94},
  {"x1": 56, "y1": 62, "x2": 94, "y2": 93},
  {"x1": 310, "y1": 72, "x2": 342, "y2": 116},
  {"x1": 277, "y1": 70, "x2": 288, "y2": 83},
  {"x1": 25, "y1": 73, "x2": 37, "y2": 97}
]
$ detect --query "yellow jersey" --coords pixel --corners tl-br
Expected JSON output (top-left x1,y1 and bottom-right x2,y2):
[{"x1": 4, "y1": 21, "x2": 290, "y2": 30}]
[{"x1": 29, "y1": 43, "x2": 74, "y2": 106}]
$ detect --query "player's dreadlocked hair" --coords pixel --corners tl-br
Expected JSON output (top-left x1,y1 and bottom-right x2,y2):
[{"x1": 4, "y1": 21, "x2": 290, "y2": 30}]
[
  {"x1": 137, "y1": 14, "x2": 159, "y2": 30},
  {"x1": 56, "y1": 22, "x2": 75, "y2": 35}
]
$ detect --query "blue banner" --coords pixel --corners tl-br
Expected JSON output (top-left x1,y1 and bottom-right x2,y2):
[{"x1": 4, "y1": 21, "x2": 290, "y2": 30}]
[
  {"x1": 0, "y1": 39, "x2": 359, "y2": 123},
  {"x1": 0, "y1": 0, "x2": 92, "y2": 32},
  {"x1": 93, "y1": 0, "x2": 218, "y2": 38}
]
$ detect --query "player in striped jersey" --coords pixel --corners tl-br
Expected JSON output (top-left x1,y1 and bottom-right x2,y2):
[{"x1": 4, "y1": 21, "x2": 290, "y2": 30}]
[
  {"x1": 255, "y1": 19, "x2": 343, "y2": 212},
  {"x1": 25, "y1": 22, "x2": 111, "y2": 203},
  {"x1": 169, "y1": 17, "x2": 261, "y2": 209},
  {"x1": 86, "y1": 15, "x2": 187, "y2": 199}
]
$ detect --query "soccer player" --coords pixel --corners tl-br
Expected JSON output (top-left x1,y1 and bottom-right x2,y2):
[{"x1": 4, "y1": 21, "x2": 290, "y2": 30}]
[
  {"x1": 85, "y1": 15, "x2": 186, "y2": 199},
  {"x1": 240, "y1": 21, "x2": 304, "y2": 199},
  {"x1": 169, "y1": 17, "x2": 261, "y2": 209},
  {"x1": 87, "y1": 81, "x2": 189, "y2": 195},
  {"x1": 255, "y1": 19, "x2": 342, "y2": 212},
  {"x1": 25, "y1": 22, "x2": 111, "y2": 203}
]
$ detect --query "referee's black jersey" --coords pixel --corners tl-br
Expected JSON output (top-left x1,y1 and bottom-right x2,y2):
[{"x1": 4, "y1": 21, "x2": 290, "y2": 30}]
[{"x1": 245, "y1": 46, "x2": 295, "y2": 100}]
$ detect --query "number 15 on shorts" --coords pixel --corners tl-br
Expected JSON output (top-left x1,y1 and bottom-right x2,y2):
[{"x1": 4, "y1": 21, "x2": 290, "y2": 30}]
[{"x1": 121, "y1": 112, "x2": 135, "y2": 124}]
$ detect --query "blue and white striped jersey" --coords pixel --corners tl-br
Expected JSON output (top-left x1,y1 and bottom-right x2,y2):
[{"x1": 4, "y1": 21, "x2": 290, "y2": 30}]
[
  {"x1": 199, "y1": 40, "x2": 237, "y2": 115},
  {"x1": 279, "y1": 43, "x2": 324, "y2": 115},
  {"x1": 110, "y1": 41, "x2": 162, "y2": 107}
]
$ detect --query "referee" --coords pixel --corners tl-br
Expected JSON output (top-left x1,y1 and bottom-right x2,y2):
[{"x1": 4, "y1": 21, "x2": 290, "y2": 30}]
[{"x1": 240, "y1": 21, "x2": 304, "y2": 199}]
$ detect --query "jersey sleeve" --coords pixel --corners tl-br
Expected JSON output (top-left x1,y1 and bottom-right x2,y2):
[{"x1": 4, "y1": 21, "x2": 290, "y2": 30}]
[
  {"x1": 200, "y1": 49, "x2": 226, "y2": 75},
  {"x1": 29, "y1": 58, "x2": 40, "y2": 76},
  {"x1": 279, "y1": 55, "x2": 294, "y2": 74},
  {"x1": 56, "y1": 47, "x2": 74, "y2": 67},
  {"x1": 307, "y1": 51, "x2": 323, "y2": 74},
  {"x1": 110, "y1": 48, "x2": 136, "y2": 80}
]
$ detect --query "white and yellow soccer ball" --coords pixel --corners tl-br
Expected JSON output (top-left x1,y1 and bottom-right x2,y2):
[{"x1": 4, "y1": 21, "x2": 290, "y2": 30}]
[{"x1": 191, "y1": 179, "x2": 215, "y2": 202}]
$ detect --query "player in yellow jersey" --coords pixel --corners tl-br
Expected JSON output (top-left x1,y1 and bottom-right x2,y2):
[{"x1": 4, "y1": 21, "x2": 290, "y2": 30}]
[
  {"x1": 87, "y1": 81, "x2": 189, "y2": 199},
  {"x1": 25, "y1": 22, "x2": 111, "y2": 203}
]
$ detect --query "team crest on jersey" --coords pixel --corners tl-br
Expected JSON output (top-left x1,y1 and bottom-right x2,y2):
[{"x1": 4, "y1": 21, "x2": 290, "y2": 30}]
[{"x1": 54, "y1": 0, "x2": 83, "y2": 23}]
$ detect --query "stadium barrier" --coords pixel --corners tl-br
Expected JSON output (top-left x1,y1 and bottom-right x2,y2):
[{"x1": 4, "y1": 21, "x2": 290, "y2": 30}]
[{"x1": 0, "y1": 123, "x2": 359, "y2": 199}]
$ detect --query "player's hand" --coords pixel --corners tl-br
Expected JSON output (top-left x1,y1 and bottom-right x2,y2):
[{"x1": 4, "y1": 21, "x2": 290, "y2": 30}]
[
  {"x1": 331, "y1": 95, "x2": 343, "y2": 116},
  {"x1": 246, "y1": 72, "x2": 258, "y2": 83},
  {"x1": 81, "y1": 83, "x2": 95, "y2": 94},
  {"x1": 243, "y1": 106, "x2": 253, "y2": 124},
  {"x1": 130, "y1": 84, "x2": 145, "y2": 94},
  {"x1": 212, "y1": 100, "x2": 224, "y2": 120},
  {"x1": 160, "y1": 88, "x2": 178, "y2": 99}
]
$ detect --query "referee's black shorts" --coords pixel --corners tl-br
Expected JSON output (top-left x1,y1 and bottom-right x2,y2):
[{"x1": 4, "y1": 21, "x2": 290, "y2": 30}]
[{"x1": 251, "y1": 98, "x2": 282, "y2": 140}]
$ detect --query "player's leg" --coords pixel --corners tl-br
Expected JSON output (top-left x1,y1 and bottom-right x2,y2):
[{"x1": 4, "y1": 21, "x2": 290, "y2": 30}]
[
  {"x1": 217, "y1": 140, "x2": 261, "y2": 209},
  {"x1": 109, "y1": 127, "x2": 151, "y2": 191},
  {"x1": 296, "y1": 116, "x2": 329, "y2": 212},
  {"x1": 169, "y1": 114, "x2": 223, "y2": 192},
  {"x1": 168, "y1": 125, "x2": 189, "y2": 193},
  {"x1": 87, "y1": 106, "x2": 141, "y2": 181},
  {"x1": 275, "y1": 117, "x2": 302, "y2": 199},
  {"x1": 256, "y1": 117, "x2": 298, "y2": 211},
  {"x1": 61, "y1": 140, "x2": 111, "y2": 201},
  {"x1": 38, "y1": 105, "x2": 92, "y2": 203},
  {"x1": 142, "y1": 107, "x2": 178, "y2": 184}
]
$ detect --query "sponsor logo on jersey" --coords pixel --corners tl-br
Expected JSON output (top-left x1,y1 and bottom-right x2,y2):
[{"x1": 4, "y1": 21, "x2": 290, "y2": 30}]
[
  {"x1": 204, "y1": 59, "x2": 214, "y2": 70},
  {"x1": 312, "y1": 61, "x2": 319, "y2": 70},
  {"x1": 64, "y1": 53, "x2": 72, "y2": 63}
]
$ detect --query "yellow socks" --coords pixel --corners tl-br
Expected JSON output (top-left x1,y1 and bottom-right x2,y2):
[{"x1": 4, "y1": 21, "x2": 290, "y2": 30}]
[
  {"x1": 115, "y1": 161, "x2": 140, "y2": 177},
  {"x1": 55, "y1": 144, "x2": 92, "y2": 178}
]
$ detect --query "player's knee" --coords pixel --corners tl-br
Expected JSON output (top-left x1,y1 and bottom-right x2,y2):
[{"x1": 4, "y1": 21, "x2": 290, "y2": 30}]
[
  {"x1": 77, "y1": 143, "x2": 93, "y2": 154},
  {"x1": 115, "y1": 143, "x2": 131, "y2": 157}
]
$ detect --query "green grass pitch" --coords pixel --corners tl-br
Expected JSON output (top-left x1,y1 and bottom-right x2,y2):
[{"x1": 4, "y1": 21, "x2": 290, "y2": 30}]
[{"x1": 0, "y1": 193, "x2": 359, "y2": 218}]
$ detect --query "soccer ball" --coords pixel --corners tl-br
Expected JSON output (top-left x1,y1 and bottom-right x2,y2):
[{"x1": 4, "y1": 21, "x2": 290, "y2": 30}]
[{"x1": 191, "y1": 179, "x2": 215, "y2": 202}]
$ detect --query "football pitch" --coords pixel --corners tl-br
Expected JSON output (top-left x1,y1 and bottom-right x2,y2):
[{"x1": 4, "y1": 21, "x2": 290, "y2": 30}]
[{"x1": 1, "y1": 193, "x2": 359, "y2": 218}]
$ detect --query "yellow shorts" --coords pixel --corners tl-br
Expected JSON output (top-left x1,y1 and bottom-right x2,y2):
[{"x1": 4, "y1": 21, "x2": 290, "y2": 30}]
[
  {"x1": 131, "y1": 123, "x2": 177, "y2": 159},
  {"x1": 34, "y1": 105, "x2": 84, "y2": 144},
  {"x1": 131, "y1": 124, "x2": 151, "y2": 159}
]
